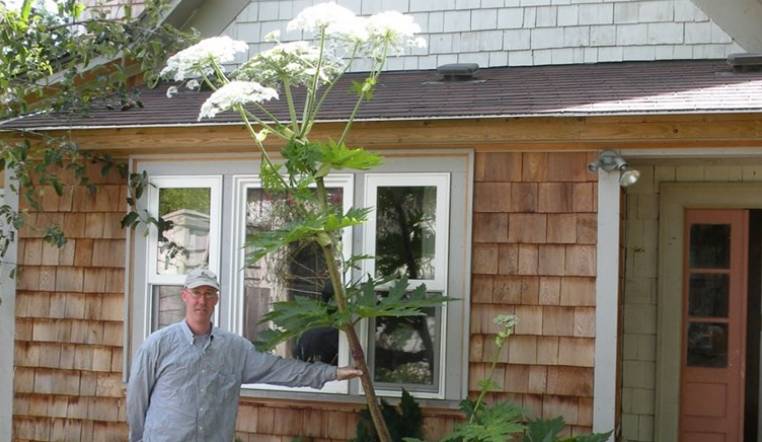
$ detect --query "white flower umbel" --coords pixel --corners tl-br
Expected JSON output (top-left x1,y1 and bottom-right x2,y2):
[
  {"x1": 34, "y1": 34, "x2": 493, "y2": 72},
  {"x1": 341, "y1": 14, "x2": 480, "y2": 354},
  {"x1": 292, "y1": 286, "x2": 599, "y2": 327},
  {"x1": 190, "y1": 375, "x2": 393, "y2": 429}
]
[
  {"x1": 365, "y1": 11, "x2": 426, "y2": 55},
  {"x1": 288, "y1": 2, "x2": 356, "y2": 34},
  {"x1": 160, "y1": 36, "x2": 249, "y2": 82},
  {"x1": 198, "y1": 81, "x2": 278, "y2": 121},
  {"x1": 235, "y1": 41, "x2": 343, "y2": 87}
]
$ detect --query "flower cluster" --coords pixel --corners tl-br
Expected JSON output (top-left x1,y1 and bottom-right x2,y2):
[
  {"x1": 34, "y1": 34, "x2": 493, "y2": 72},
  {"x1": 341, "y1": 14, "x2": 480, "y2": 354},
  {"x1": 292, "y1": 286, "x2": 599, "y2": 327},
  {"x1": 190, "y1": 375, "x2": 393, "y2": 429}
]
[
  {"x1": 160, "y1": 36, "x2": 248, "y2": 82},
  {"x1": 235, "y1": 40, "x2": 343, "y2": 87},
  {"x1": 197, "y1": 80, "x2": 278, "y2": 120},
  {"x1": 493, "y1": 314, "x2": 518, "y2": 348},
  {"x1": 365, "y1": 11, "x2": 426, "y2": 55},
  {"x1": 286, "y1": 2, "x2": 426, "y2": 54}
]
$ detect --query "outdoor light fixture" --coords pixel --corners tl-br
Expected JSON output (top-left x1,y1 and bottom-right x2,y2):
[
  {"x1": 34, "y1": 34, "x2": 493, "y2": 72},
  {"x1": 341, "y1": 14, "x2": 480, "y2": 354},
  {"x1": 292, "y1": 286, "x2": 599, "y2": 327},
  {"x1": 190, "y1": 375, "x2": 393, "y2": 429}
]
[{"x1": 587, "y1": 150, "x2": 640, "y2": 187}]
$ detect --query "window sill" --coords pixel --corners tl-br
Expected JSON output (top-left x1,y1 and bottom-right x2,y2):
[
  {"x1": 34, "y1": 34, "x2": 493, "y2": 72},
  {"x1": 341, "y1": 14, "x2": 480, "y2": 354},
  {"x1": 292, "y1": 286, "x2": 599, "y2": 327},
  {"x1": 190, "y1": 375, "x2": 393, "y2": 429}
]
[{"x1": 238, "y1": 387, "x2": 463, "y2": 412}]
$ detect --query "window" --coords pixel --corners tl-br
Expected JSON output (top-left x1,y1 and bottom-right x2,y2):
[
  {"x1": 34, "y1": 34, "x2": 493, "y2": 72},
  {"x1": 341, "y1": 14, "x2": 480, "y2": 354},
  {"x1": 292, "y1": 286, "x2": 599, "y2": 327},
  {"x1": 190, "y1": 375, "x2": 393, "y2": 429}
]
[{"x1": 128, "y1": 154, "x2": 471, "y2": 401}]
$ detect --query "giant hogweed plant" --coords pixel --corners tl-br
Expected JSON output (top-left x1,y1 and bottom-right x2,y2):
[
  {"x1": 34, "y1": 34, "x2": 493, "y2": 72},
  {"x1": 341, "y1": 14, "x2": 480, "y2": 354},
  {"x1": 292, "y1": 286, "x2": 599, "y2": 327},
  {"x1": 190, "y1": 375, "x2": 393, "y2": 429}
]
[
  {"x1": 404, "y1": 315, "x2": 612, "y2": 442},
  {"x1": 159, "y1": 4, "x2": 441, "y2": 441}
]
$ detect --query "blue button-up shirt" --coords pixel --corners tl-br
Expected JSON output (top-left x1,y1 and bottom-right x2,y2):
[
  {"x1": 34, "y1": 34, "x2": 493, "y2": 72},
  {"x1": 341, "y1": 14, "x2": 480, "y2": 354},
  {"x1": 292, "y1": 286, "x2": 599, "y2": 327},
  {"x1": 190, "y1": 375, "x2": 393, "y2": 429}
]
[{"x1": 126, "y1": 321, "x2": 337, "y2": 442}]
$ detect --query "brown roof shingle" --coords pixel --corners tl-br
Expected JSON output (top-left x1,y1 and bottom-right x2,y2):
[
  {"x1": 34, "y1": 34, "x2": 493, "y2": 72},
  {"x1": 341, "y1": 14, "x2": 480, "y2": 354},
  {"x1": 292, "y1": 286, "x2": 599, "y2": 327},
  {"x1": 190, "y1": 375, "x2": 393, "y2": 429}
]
[{"x1": 4, "y1": 59, "x2": 762, "y2": 130}]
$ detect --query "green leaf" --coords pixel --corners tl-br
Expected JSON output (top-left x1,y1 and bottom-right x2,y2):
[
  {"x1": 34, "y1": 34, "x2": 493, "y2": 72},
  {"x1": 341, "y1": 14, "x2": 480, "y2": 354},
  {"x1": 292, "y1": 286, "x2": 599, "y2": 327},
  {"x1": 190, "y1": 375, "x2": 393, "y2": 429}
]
[
  {"x1": 522, "y1": 416, "x2": 564, "y2": 442},
  {"x1": 318, "y1": 140, "x2": 382, "y2": 173},
  {"x1": 255, "y1": 295, "x2": 341, "y2": 351},
  {"x1": 121, "y1": 211, "x2": 139, "y2": 229},
  {"x1": 347, "y1": 276, "x2": 451, "y2": 320}
]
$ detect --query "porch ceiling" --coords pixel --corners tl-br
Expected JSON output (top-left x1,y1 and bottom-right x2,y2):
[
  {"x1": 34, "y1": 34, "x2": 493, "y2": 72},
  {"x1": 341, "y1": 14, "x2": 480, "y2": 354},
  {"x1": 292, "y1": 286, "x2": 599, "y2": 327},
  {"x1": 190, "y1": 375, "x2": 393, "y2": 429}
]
[{"x1": 3, "y1": 60, "x2": 762, "y2": 131}]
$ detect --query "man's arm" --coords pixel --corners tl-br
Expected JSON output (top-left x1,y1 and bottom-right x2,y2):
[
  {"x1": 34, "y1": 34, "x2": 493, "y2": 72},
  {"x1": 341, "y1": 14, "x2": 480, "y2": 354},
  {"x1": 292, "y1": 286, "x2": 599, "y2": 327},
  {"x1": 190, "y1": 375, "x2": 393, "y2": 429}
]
[{"x1": 126, "y1": 345, "x2": 156, "y2": 442}]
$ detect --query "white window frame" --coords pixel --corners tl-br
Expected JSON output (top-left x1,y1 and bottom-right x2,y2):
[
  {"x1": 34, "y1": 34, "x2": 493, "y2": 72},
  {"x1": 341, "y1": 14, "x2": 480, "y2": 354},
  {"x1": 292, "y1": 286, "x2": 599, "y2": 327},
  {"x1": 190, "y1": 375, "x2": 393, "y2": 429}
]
[
  {"x1": 361, "y1": 173, "x2": 451, "y2": 399},
  {"x1": 126, "y1": 152, "x2": 472, "y2": 403},
  {"x1": 142, "y1": 175, "x2": 222, "y2": 338},
  {"x1": 229, "y1": 174, "x2": 353, "y2": 394}
]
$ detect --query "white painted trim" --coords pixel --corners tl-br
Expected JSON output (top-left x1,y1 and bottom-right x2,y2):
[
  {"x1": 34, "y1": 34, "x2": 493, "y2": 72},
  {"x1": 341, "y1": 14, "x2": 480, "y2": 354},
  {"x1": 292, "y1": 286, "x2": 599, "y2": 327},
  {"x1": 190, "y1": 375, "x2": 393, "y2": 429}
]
[
  {"x1": 0, "y1": 168, "x2": 18, "y2": 442},
  {"x1": 622, "y1": 148, "x2": 762, "y2": 158},
  {"x1": 231, "y1": 174, "x2": 353, "y2": 394},
  {"x1": 593, "y1": 170, "x2": 620, "y2": 437},
  {"x1": 144, "y1": 175, "x2": 223, "y2": 337},
  {"x1": 362, "y1": 173, "x2": 451, "y2": 291}
]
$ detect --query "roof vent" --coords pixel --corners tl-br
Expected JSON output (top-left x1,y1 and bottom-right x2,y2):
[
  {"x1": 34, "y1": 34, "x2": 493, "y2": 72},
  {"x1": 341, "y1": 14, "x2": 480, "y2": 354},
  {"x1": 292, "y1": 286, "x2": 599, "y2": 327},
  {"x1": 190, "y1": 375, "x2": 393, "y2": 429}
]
[
  {"x1": 436, "y1": 63, "x2": 479, "y2": 80},
  {"x1": 727, "y1": 53, "x2": 762, "y2": 72}
]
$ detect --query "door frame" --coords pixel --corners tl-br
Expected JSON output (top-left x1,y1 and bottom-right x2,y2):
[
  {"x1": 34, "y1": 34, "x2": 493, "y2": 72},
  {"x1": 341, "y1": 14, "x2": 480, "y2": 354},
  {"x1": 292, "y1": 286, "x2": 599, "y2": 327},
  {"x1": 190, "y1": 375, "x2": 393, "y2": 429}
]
[{"x1": 657, "y1": 182, "x2": 762, "y2": 440}]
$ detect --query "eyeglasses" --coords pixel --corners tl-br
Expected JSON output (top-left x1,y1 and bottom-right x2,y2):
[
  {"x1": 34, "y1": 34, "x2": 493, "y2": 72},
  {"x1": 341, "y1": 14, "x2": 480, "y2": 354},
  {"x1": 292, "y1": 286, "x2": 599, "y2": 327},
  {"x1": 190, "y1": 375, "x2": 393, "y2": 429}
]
[{"x1": 187, "y1": 288, "x2": 219, "y2": 300}]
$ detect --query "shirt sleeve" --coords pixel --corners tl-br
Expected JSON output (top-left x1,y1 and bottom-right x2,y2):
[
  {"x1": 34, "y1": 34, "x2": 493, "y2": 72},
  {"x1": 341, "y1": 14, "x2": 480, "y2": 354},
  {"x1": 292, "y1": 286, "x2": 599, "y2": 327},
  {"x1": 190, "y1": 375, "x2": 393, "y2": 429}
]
[
  {"x1": 241, "y1": 340, "x2": 337, "y2": 389},
  {"x1": 126, "y1": 343, "x2": 156, "y2": 442}
]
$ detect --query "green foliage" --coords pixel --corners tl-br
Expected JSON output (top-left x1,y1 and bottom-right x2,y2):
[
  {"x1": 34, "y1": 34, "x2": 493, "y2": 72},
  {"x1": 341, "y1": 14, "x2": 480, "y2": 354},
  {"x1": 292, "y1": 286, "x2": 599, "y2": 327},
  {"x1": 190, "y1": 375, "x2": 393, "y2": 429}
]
[
  {"x1": 0, "y1": 1, "x2": 193, "y2": 274},
  {"x1": 245, "y1": 206, "x2": 372, "y2": 263},
  {"x1": 442, "y1": 400, "x2": 525, "y2": 442},
  {"x1": 254, "y1": 275, "x2": 449, "y2": 352},
  {"x1": 347, "y1": 275, "x2": 450, "y2": 320},
  {"x1": 522, "y1": 417, "x2": 611, "y2": 442},
  {"x1": 353, "y1": 389, "x2": 423, "y2": 442}
]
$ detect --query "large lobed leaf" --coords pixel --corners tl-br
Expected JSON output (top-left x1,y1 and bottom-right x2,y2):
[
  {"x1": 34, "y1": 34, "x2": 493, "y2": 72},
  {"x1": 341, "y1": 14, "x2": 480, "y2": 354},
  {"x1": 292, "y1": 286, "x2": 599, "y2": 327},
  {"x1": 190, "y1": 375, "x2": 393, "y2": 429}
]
[
  {"x1": 347, "y1": 275, "x2": 451, "y2": 321},
  {"x1": 245, "y1": 207, "x2": 371, "y2": 263},
  {"x1": 254, "y1": 295, "x2": 347, "y2": 351}
]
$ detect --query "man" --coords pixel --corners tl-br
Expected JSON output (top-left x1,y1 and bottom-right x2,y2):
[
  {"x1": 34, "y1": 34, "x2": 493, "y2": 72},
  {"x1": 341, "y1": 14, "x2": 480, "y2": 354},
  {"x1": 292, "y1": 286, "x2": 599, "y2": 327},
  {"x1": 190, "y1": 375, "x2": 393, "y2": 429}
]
[{"x1": 127, "y1": 268, "x2": 362, "y2": 442}]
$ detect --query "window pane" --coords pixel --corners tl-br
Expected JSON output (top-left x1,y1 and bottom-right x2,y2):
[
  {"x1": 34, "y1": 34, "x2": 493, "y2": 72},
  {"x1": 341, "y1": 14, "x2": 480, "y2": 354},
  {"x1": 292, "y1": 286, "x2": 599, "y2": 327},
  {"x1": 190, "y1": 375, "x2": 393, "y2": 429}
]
[
  {"x1": 372, "y1": 302, "x2": 440, "y2": 387},
  {"x1": 375, "y1": 186, "x2": 437, "y2": 280},
  {"x1": 687, "y1": 322, "x2": 728, "y2": 368},
  {"x1": 242, "y1": 187, "x2": 342, "y2": 365},
  {"x1": 688, "y1": 273, "x2": 729, "y2": 318},
  {"x1": 151, "y1": 285, "x2": 184, "y2": 331},
  {"x1": 689, "y1": 224, "x2": 730, "y2": 269},
  {"x1": 157, "y1": 187, "x2": 211, "y2": 274}
]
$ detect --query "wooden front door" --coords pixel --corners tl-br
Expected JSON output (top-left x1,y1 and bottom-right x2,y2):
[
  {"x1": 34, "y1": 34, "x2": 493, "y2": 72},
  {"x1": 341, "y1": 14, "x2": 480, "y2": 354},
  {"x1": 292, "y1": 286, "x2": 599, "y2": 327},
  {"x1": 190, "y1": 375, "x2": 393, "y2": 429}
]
[{"x1": 680, "y1": 209, "x2": 748, "y2": 442}]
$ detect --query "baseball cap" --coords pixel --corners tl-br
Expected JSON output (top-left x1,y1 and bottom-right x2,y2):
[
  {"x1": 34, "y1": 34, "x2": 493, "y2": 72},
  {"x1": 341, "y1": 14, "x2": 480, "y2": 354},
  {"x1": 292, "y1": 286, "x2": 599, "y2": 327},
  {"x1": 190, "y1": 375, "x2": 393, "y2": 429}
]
[{"x1": 184, "y1": 268, "x2": 220, "y2": 290}]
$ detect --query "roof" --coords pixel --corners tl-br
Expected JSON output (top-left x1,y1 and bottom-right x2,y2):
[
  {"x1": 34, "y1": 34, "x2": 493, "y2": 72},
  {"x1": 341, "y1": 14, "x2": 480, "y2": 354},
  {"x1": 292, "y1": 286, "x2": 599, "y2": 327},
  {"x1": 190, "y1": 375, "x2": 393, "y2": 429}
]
[{"x1": 4, "y1": 60, "x2": 762, "y2": 130}]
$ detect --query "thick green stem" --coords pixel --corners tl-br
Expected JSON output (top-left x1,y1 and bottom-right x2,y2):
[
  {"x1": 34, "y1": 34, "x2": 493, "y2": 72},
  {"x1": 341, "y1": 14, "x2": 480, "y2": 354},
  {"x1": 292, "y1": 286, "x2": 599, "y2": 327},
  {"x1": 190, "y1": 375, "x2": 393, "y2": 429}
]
[
  {"x1": 337, "y1": 44, "x2": 389, "y2": 146},
  {"x1": 282, "y1": 78, "x2": 300, "y2": 134},
  {"x1": 315, "y1": 177, "x2": 392, "y2": 442}
]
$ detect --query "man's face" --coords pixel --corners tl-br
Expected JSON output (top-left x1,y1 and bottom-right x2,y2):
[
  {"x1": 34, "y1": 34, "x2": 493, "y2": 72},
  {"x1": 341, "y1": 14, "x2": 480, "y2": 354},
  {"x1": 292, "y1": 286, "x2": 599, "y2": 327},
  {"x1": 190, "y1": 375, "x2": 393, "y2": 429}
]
[{"x1": 181, "y1": 285, "x2": 219, "y2": 324}]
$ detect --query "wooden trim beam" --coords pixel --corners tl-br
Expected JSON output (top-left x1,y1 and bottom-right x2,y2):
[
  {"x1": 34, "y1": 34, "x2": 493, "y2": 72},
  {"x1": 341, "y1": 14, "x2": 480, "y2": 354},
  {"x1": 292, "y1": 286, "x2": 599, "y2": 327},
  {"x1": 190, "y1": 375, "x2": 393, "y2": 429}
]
[{"x1": 3, "y1": 113, "x2": 761, "y2": 154}]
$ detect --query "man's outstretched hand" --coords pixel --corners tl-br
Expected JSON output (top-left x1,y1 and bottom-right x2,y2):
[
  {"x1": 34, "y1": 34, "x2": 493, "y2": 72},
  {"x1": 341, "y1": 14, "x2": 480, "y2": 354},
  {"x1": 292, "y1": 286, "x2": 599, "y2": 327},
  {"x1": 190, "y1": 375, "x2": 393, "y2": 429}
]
[{"x1": 336, "y1": 367, "x2": 363, "y2": 381}]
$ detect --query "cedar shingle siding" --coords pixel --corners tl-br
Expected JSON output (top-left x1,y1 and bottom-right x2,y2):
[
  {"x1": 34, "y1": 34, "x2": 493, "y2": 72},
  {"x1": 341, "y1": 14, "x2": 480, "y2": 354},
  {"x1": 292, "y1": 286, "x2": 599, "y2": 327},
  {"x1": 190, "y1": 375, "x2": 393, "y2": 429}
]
[
  {"x1": 14, "y1": 164, "x2": 128, "y2": 441},
  {"x1": 471, "y1": 152, "x2": 597, "y2": 436},
  {"x1": 12, "y1": 151, "x2": 597, "y2": 440}
]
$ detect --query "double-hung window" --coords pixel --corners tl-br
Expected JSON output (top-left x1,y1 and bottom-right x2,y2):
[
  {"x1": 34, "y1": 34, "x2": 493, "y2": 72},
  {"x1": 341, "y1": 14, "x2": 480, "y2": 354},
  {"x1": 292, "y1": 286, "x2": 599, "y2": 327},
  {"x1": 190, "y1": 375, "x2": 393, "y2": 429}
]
[{"x1": 128, "y1": 153, "x2": 472, "y2": 401}]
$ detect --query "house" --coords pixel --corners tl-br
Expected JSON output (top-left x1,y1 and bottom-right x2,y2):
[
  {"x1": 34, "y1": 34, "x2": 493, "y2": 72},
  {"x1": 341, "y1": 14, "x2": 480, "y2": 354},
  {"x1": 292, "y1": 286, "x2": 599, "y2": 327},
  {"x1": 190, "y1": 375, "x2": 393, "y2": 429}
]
[{"x1": 2, "y1": 0, "x2": 762, "y2": 440}]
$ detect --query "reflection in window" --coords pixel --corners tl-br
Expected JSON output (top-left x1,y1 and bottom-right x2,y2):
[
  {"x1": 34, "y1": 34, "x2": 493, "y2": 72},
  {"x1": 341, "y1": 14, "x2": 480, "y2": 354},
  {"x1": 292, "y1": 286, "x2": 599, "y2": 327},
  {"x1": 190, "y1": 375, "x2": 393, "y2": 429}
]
[
  {"x1": 687, "y1": 322, "x2": 728, "y2": 368},
  {"x1": 375, "y1": 186, "x2": 437, "y2": 280},
  {"x1": 242, "y1": 188, "x2": 342, "y2": 365},
  {"x1": 157, "y1": 187, "x2": 211, "y2": 274},
  {"x1": 688, "y1": 274, "x2": 729, "y2": 318},
  {"x1": 689, "y1": 224, "x2": 730, "y2": 269},
  {"x1": 151, "y1": 285, "x2": 184, "y2": 331},
  {"x1": 372, "y1": 302, "x2": 440, "y2": 388}
]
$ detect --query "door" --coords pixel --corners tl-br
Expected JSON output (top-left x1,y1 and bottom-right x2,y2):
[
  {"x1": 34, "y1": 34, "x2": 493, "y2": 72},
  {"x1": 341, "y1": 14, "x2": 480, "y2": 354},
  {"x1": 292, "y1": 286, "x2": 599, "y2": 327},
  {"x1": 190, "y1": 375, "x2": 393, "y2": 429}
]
[{"x1": 680, "y1": 209, "x2": 748, "y2": 442}]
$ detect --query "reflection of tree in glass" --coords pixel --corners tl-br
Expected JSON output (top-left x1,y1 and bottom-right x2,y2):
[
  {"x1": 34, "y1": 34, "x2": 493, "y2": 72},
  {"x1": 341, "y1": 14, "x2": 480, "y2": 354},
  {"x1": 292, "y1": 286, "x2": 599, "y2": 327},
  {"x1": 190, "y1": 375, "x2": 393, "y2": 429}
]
[
  {"x1": 375, "y1": 186, "x2": 437, "y2": 280},
  {"x1": 373, "y1": 187, "x2": 439, "y2": 385},
  {"x1": 159, "y1": 188, "x2": 211, "y2": 216},
  {"x1": 243, "y1": 188, "x2": 342, "y2": 364},
  {"x1": 374, "y1": 310, "x2": 436, "y2": 385}
]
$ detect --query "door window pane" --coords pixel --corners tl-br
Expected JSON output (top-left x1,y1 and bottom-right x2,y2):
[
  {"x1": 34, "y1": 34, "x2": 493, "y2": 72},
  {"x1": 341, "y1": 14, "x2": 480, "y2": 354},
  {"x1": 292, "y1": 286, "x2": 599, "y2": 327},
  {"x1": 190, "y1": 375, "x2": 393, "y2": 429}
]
[
  {"x1": 372, "y1": 303, "x2": 440, "y2": 388},
  {"x1": 689, "y1": 224, "x2": 730, "y2": 269},
  {"x1": 242, "y1": 188, "x2": 341, "y2": 365},
  {"x1": 157, "y1": 187, "x2": 211, "y2": 274},
  {"x1": 688, "y1": 274, "x2": 729, "y2": 318},
  {"x1": 152, "y1": 285, "x2": 184, "y2": 331},
  {"x1": 375, "y1": 186, "x2": 437, "y2": 280},
  {"x1": 686, "y1": 322, "x2": 728, "y2": 368}
]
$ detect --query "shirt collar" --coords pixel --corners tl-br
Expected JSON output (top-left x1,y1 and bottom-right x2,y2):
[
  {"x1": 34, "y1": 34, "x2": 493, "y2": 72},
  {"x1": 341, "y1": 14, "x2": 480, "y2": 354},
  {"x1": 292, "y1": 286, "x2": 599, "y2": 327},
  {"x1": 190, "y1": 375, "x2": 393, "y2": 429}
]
[{"x1": 180, "y1": 320, "x2": 220, "y2": 344}]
